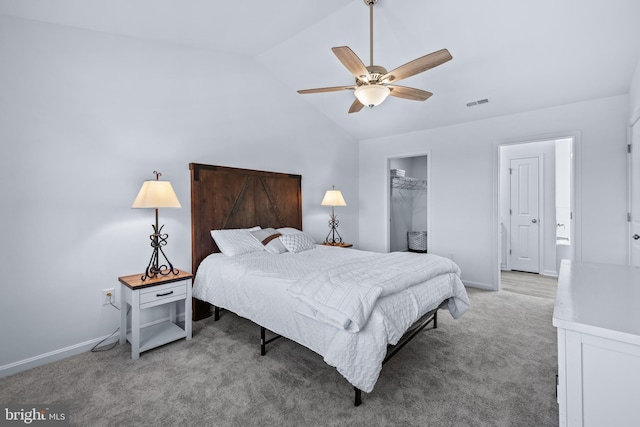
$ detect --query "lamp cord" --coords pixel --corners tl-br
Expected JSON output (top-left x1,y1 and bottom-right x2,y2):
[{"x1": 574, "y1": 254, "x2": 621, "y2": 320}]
[{"x1": 91, "y1": 304, "x2": 130, "y2": 352}]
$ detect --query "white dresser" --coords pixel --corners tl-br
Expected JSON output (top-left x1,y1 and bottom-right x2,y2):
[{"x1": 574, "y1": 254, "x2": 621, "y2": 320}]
[{"x1": 553, "y1": 260, "x2": 640, "y2": 427}]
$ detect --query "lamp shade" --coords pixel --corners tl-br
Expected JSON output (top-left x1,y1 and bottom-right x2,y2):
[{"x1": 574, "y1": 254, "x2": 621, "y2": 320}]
[
  {"x1": 321, "y1": 189, "x2": 347, "y2": 207},
  {"x1": 354, "y1": 84, "x2": 390, "y2": 108},
  {"x1": 132, "y1": 180, "x2": 181, "y2": 208}
]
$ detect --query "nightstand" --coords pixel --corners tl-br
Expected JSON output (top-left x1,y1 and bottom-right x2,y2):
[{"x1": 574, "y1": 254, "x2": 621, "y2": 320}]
[
  {"x1": 119, "y1": 270, "x2": 193, "y2": 360},
  {"x1": 322, "y1": 242, "x2": 353, "y2": 248}
]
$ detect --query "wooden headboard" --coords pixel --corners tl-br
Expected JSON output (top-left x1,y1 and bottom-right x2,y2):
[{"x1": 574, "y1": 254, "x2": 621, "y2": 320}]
[{"x1": 189, "y1": 163, "x2": 302, "y2": 319}]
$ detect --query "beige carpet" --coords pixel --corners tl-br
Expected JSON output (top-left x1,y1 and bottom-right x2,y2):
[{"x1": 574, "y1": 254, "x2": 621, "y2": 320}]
[
  {"x1": 501, "y1": 270, "x2": 557, "y2": 300},
  {"x1": 0, "y1": 286, "x2": 558, "y2": 427}
]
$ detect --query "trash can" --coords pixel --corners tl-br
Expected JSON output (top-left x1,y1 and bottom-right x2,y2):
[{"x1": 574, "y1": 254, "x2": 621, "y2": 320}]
[{"x1": 407, "y1": 231, "x2": 427, "y2": 253}]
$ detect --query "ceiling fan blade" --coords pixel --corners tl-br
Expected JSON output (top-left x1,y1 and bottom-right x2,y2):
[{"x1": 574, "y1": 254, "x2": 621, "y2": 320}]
[
  {"x1": 388, "y1": 85, "x2": 433, "y2": 101},
  {"x1": 348, "y1": 98, "x2": 365, "y2": 114},
  {"x1": 332, "y1": 46, "x2": 370, "y2": 81},
  {"x1": 381, "y1": 49, "x2": 452, "y2": 83},
  {"x1": 297, "y1": 86, "x2": 354, "y2": 94}
]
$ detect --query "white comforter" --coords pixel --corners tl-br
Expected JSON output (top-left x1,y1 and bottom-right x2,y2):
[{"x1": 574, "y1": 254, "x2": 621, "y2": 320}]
[
  {"x1": 288, "y1": 252, "x2": 467, "y2": 332},
  {"x1": 192, "y1": 246, "x2": 469, "y2": 393}
]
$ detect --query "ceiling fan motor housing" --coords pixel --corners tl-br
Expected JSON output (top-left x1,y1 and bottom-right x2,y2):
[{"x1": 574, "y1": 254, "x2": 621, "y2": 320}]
[{"x1": 357, "y1": 65, "x2": 388, "y2": 85}]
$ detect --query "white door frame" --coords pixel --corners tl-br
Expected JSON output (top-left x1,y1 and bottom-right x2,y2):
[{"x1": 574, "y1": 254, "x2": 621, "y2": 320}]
[{"x1": 495, "y1": 133, "x2": 580, "y2": 290}]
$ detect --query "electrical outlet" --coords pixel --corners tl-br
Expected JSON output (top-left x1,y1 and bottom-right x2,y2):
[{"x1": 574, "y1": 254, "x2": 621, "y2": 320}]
[{"x1": 102, "y1": 288, "x2": 115, "y2": 306}]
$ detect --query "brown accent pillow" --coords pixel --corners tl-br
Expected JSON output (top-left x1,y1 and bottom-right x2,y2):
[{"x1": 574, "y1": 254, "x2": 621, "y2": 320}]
[{"x1": 250, "y1": 228, "x2": 288, "y2": 254}]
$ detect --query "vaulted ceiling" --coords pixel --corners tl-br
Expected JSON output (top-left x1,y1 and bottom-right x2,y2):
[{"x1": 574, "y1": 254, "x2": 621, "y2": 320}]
[{"x1": 2, "y1": 0, "x2": 640, "y2": 140}]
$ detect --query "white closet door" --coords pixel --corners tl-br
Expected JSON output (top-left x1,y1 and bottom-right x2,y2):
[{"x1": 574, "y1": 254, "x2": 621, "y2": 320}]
[{"x1": 631, "y1": 121, "x2": 640, "y2": 266}]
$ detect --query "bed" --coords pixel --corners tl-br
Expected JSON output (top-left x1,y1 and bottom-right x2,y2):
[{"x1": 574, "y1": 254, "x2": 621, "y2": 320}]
[{"x1": 189, "y1": 163, "x2": 470, "y2": 406}]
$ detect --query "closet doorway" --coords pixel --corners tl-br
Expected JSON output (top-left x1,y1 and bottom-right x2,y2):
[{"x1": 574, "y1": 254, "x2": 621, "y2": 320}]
[{"x1": 388, "y1": 154, "x2": 430, "y2": 253}]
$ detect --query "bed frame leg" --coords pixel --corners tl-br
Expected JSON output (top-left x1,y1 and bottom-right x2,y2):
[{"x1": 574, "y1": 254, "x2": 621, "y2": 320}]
[
  {"x1": 259, "y1": 326, "x2": 282, "y2": 356},
  {"x1": 214, "y1": 306, "x2": 220, "y2": 321},
  {"x1": 354, "y1": 387, "x2": 362, "y2": 407},
  {"x1": 433, "y1": 310, "x2": 438, "y2": 329}
]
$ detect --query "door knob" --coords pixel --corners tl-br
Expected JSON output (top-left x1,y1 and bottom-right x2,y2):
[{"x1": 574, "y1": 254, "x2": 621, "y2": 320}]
[
  {"x1": 633, "y1": 234, "x2": 640, "y2": 240},
  {"x1": 531, "y1": 219, "x2": 538, "y2": 223}
]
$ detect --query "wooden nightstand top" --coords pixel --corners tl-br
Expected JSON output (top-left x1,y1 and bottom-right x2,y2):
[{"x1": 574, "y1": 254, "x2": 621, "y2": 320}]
[
  {"x1": 118, "y1": 269, "x2": 193, "y2": 290},
  {"x1": 321, "y1": 242, "x2": 353, "y2": 248}
]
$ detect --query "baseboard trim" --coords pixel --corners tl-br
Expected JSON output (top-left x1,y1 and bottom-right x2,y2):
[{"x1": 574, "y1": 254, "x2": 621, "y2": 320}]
[
  {"x1": 0, "y1": 313, "x2": 186, "y2": 378},
  {"x1": 0, "y1": 334, "x2": 117, "y2": 378},
  {"x1": 502, "y1": 268, "x2": 559, "y2": 278},
  {"x1": 462, "y1": 280, "x2": 494, "y2": 291}
]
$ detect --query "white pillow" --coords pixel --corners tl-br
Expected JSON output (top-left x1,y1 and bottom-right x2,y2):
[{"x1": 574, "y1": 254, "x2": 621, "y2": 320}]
[
  {"x1": 277, "y1": 227, "x2": 304, "y2": 235},
  {"x1": 250, "y1": 228, "x2": 288, "y2": 254},
  {"x1": 279, "y1": 233, "x2": 315, "y2": 253},
  {"x1": 211, "y1": 226, "x2": 264, "y2": 256}
]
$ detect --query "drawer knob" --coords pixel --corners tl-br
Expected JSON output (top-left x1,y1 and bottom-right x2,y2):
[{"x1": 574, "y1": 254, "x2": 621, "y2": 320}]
[{"x1": 156, "y1": 291, "x2": 174, "y2": 297}]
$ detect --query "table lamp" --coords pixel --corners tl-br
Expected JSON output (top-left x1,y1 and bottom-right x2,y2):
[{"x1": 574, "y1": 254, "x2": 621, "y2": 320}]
[
  {"x1": 132, "y1": 171, "x2": 181, "y2": 281},
  {"x1": 321, "y1": 186, "x2": 347, "y2": 245}
]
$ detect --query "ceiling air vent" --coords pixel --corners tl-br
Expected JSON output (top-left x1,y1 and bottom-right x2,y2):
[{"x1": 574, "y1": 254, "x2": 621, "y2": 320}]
[{"x1": 466, "y1": 98, "x2": 489, "y2": 107}]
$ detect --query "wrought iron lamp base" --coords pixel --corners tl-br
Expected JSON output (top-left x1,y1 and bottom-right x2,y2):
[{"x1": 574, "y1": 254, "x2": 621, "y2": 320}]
[
  {"x1": 324, "y1": 213, "x2": 344, "y2": 245},
  {"x1": 141, "y1": 222, "x2": 178, "y2": 281}
]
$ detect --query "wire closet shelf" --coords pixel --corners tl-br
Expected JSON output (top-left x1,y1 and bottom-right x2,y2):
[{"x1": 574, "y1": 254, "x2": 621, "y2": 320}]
[{"x1": 390, "y1": 176, "x2": 427, "y2": 191}]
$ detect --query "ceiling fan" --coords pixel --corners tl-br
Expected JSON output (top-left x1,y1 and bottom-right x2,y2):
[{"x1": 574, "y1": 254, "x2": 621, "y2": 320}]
[{"x1": 298, "y1": 0, "x2": 452, "y2": 113}]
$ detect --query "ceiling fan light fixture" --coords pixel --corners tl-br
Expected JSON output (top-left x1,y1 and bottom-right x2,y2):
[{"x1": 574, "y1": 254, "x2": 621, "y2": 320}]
[{"x1": 354, "y1": 84, "x2": 390, "y2": 108}]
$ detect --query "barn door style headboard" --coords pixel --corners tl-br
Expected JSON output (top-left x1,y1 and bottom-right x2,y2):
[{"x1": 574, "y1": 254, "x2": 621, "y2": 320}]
[{"x1": 189, "y1": 163, "x2": 302, "y2": 320}]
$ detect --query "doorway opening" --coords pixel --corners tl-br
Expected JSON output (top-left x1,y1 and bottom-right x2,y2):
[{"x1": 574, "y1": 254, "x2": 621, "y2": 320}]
[
  {"x1": 388, "y1": 154, "x2": 430, "y2": 253},
  {"x1": 498, "y1": 137, "x2": 575, "y2": 288}
]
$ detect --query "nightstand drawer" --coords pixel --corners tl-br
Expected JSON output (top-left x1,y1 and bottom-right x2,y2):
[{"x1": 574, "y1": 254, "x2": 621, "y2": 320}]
[{"x1": 140, "y1": 281, "x2": 186, "y2": 307}]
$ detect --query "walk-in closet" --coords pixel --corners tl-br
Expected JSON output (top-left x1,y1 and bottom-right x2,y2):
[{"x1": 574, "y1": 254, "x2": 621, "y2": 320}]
[{"x1": 389, "y1": 155, "x2": 429, "y2": 252}]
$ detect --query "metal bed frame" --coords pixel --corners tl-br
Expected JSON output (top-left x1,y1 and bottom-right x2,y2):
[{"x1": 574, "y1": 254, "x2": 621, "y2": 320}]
[{"x1": 213, "y1": 300, "x2": 446, "y2": 406}]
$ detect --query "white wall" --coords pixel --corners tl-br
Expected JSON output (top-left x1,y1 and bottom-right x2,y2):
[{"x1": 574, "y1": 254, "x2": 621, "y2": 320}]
[
  {"x1": 0, "y1": 16, "x2": 359, "y2": 373},
  {"x1": 359, "y1": 95, "x2": 629, "y2": 289},
  {"x1": 631, "y1": 56, "x2": 640, "y2": 124}
]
